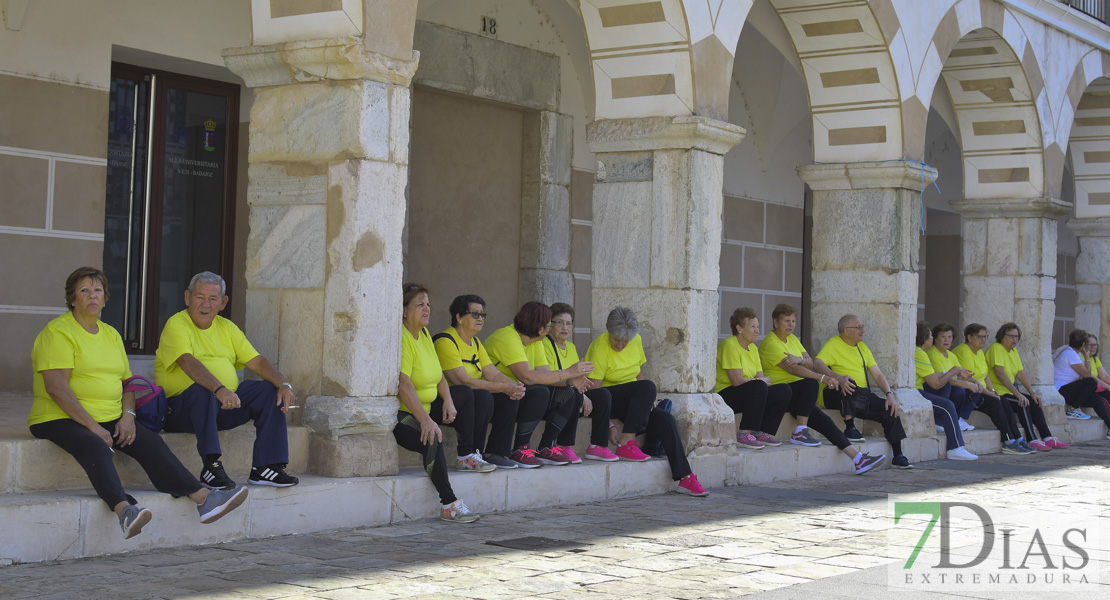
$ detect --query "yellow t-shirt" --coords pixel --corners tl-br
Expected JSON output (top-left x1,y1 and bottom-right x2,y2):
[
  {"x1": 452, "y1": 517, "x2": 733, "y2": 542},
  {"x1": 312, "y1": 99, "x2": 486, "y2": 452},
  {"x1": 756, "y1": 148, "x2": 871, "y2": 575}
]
[
  {"x1": 543, "y1": 336, "x2": 580, "y2": 371},
  {"x1": 155, "y1": 310, "x2": 259, "y2": 397},
  {"x1": 1093, "y1": 355, "x2": 1103, "y2": 371},
  {"x1": 914, "y1": 347, "x2": 935, "y2": 390},
  {"x1": 400, "y1": 326, "x2": 442, "y2": 413},
  {"x1": 433, "y1": 327, "x2": 491, "y2": 380},
  {"x1": 29, "y1": 312, "x2": 132, "y2": 426},
  {"x1": 927, "y1": 346, "x2": 960, "y2": 377},
  {"x1": 951, "y1": 343, "x2": 988, "y2": 382},
  {"x1": 986, "y1": 343, "x2": 1024, "y2": 392},
  {"x1": 485, "y1": 325, "x2": 549, "y2": 383},
  {"x1": 759, "y1": 332, "x2": 806, "y2": 385},
  {"x1": 715, "y1": 336, "x2": 762, "y2": 393},
  {"x1": 585, "y1": 332, "x2": 647, "y2": 387},
  {"x1": 815, "y1": 336, "x2": 877, "y2": 407}
]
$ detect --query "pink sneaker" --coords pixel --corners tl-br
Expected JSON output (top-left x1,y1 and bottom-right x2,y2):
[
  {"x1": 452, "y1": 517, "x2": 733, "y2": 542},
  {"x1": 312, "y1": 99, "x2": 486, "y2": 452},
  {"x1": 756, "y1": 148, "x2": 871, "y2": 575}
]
[
  {"x1": 1045, "y1": 437, "x2": 1069, "y2": 449},
  {"x1": 559, "y1": 446, "x2": 582, "y2": 463},
  {"x1": 736, "y1": 432, "x2": 765, "y2": 450},
  {"x1": 1028, "y1": 440, "x2": 1051, "y2": 451},
  {"x1": 676, "y1": 474, "x2": 709, "y2": 497},
  {"x1": 755, "y1": 432, "x2": 782, "y2": 447},
  {"x1": 584, "y1": 445, "x2": 618, "y2": 462},
  {"x1": 615, "y1": 439, "x2": 650, "y2": 461}
]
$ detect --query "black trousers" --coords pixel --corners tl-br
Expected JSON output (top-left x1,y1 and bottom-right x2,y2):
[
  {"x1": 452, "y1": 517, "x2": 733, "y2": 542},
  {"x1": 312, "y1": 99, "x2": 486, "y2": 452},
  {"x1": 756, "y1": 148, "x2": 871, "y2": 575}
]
[
  {"x1": 966, "y1": 392, "x2": 1020, "y2": 441},
  {"x1": 430, "y1": 385, "x2": 493, "y2": 456},
  {"x1": 558, "y1": 387, "x2": 613, "y2": 447},
  {"x1": 785, "y1": 378, "x2": 851, "y2": 449},
  {"x1": 823, "y1": 387, "x2": 906, "y2": 454},
  {"x1": 925, "y1": 382, "x2": 974, "y2": 420},
  {"x1": 30, "y1": 417, "x2": 202, "y2": 510},
  {"x1": 513, "y1": 385, "x2": 578, "y2": 451},
  {"x1": 607, "y1": 380, "x2": 656, "y2": 434},
  {"x1": 1001, "y1": 394, "x2": 1052, "y2": 440},
  {"x1": 393, "y1": 411, "x2": 456, "y2": 506},
  {"x1": 1061, "y1": 378, "x2": 1110, "y2": 427},
  {"x1": 486, "y1": 384, "x2": 548, "y2": 457},
  {"x1": 717, "y1": 380, "x2": 790, "y2": 433},
  {"x1": 920, "y1": 389, "x2": 963, "y2": 451}
]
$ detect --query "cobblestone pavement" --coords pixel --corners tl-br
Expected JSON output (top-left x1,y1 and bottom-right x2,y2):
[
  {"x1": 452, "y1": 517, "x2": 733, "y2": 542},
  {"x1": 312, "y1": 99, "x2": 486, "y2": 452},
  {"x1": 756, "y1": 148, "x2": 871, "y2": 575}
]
[{"x1": 3, "y1": 440, "x2": 1110, "y2": 599}]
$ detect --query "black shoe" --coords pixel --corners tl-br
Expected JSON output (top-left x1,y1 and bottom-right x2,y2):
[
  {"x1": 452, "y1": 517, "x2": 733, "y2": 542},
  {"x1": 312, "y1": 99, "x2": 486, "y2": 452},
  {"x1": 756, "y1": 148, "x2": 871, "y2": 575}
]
[
  {"x1": 248, "y1": 463, "x2": 299, "y2": 487},
  {"x1": 843, "y1": 426, "x2": 865, "y2": 442},
  {"x1": 891, "y1": 454, "x2": 914, "y2": 469},
  {"x1": 199, "y1": 460, "x2": 236, "y2": 490}
]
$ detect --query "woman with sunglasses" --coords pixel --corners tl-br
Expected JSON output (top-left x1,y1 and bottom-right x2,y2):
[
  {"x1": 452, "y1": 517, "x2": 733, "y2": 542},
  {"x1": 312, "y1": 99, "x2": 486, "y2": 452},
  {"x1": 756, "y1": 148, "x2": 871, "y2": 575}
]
[
  {"x1": 543, "y1": 303, "x2": 618, "y2": 462},
  {"x1": 986, "y1": 322, "x2": 1067, "y2": 451}
]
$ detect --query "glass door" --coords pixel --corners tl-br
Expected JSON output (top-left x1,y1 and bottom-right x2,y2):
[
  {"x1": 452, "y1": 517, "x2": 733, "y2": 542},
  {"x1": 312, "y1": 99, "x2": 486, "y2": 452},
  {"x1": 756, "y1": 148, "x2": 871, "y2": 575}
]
[{"x1": 102, "y1": 64, "x2": 239, "y2": 352}]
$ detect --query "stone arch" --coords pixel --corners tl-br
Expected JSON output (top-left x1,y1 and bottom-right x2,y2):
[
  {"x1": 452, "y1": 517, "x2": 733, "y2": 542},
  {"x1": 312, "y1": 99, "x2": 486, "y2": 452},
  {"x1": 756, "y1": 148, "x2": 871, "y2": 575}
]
[
  {"x1": 765, "y1": 0, "x2": 903, "y2": 162},
  {"x1": 1062, "y1": 51, "x2": 1110, "y2": 218},
  {"x1": 578, "y1": 0, "x2": 751, "y2": 121}
]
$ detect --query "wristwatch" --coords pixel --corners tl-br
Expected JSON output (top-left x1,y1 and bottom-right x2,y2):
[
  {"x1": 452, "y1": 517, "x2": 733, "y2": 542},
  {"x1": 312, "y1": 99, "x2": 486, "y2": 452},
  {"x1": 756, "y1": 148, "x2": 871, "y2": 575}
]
[
  {"x1": 124, "y1": 409, "x2": 137, "y2": 417},
  {"x1": 281, "y1": 382, "x2": 294, "y2": 394}
]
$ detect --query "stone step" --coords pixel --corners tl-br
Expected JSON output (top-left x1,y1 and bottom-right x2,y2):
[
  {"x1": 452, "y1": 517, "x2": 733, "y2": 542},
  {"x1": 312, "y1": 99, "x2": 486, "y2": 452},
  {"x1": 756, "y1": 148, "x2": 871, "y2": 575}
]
[{"x1": 0, "y1": 427, "x2": 311, "y2": 493}]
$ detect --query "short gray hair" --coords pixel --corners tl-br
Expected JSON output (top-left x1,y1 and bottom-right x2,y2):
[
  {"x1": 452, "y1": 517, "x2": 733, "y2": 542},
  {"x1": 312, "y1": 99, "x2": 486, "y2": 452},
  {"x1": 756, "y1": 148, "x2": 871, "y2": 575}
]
[
  {"x1": 188, "y1": 271, "x2": 226, "y2": 296},
  {"x1": 837, "y1": 314, "x2": 858, "y2": 333},
  {"x1": 606, "y1": 306, "x2": 639, "y2": 342}
]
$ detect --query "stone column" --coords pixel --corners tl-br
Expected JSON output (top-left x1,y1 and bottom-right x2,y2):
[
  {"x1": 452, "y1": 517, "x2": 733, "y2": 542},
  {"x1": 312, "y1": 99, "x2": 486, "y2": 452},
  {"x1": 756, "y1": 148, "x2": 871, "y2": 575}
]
[
  {"x1": 1068, "y1": 217, "x2": 1110, "y2": 356},
  {"x1": 519, "y1": 110, "x2": 574, "y2": 305},
  {"x1": 587, "y1": 116, "x2": 745, "y2": 450},
  {"x1": 953, "y1": 197, "x2": 1071, "y2": 423},
  {"x1": 224, "y1": 36, "x2": 418, "y2": 477},
  {"x1": 796, "y1": 162, "x2": 936, "y2": 440}
]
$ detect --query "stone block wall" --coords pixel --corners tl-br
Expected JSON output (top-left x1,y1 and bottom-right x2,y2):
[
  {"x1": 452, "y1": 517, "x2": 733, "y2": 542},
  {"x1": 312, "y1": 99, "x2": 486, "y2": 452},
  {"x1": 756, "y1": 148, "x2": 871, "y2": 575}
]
[{"x1": 0, "y1": 75, "x2": 109, "y2": 393}]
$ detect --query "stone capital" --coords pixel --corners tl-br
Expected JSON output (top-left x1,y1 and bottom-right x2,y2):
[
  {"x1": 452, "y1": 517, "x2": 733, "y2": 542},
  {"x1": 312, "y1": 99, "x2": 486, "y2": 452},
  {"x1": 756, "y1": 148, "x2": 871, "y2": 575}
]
[
  {"x1": 797, "y1": 160, "x2": 936, "y2": 191},
  {"x1": 586, "y1": 116, "x2": 746, "y2": 156},
  {"x1": 950, "y1": 196, "x2": 1071, "y2": 219},
  {"x1": 223, "y1": 36, "x2": 419, "y2": 88},
  {"x1": 1067, "y1": 216, "x2": 1110, "y2": 238}
]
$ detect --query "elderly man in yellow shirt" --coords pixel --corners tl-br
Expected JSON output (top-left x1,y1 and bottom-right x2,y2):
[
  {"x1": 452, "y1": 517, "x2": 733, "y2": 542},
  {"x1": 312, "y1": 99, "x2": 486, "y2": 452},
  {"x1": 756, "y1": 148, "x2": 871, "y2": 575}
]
[
  {"x1": 155, "y1": 271, "x2": 298, "y2": 491},
  {"x1": 815, "y1": 314, "x2": 911, "y2": 469}
]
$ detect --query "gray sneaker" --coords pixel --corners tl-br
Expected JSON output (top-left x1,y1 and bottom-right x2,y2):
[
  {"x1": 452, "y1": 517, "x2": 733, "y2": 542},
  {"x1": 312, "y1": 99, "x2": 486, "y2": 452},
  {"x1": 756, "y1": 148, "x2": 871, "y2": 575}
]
[
  {"x1": 119, "y1": 505, "x2": 152, "y2": 539},
  {"x1": 482, "y1": 453, "x2": 520, "y2": 469},
  {"x1": 198, "y1": 486, "x2": 249, "y2": 524},
  {"x1": 1019, "y1": 439, "x2": 1037, "y2": 454},
  {"x1": 1002, "y1": 440, "x2": 1027, "y2": 455}
]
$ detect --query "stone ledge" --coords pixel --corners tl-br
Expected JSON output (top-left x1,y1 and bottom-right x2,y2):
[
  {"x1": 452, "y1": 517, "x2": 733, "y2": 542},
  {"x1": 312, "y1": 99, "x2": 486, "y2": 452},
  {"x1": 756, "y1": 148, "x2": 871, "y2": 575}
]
[{"x1": 223, "y1": 36, "x2": 419, "y2": 88}]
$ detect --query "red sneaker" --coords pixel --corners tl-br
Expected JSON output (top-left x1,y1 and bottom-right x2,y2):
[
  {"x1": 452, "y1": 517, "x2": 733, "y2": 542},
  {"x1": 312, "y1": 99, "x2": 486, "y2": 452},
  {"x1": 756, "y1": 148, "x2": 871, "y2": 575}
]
[
  {"x1": 558, "y1": 446, "x2": 582, "y2": 464},
  {"x1": 510, "y1": 445, "x2": 544, "y2": 468},
  {"x1": 1045, "y1": 437, "x2": 1069, "y2": 449},
  {"x1": 536, "y1": 446, "x2": 570, "y2": 466}
]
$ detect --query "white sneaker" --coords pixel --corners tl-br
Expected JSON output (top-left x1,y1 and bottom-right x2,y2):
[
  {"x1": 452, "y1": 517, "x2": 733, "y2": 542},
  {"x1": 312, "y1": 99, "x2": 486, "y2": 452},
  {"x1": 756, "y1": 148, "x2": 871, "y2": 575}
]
[
  {"x1": 935, "y1": 425, "x2": 945, "y2": 434},
  {"x1": 946, "y1": 447, "x2": 978, "y2": 461},
  {"x1": 958, "y1": 418, "x2": 974, "y2": 431}
]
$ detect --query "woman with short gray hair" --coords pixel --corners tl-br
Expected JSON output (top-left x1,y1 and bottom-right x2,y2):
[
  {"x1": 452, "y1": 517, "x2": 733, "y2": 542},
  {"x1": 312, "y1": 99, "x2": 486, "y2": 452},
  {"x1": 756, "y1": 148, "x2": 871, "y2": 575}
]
[{"x1": 585, "y1": 307, "x2": 708, "y2": 497}]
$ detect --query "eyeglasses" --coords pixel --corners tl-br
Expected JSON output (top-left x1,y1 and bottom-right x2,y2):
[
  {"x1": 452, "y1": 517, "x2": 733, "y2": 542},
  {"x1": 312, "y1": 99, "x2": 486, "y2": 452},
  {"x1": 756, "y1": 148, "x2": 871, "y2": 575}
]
[
  {"x1": 845, "y1": 325, "x2": 865, "y2": 330},
  {"x1": 974, "y1": 334, "x2": 988, "y2": 340},
  {"x1": 551, "y1": 320, "x2": 573, "y2": 328},
  {"x1": 467, "y1": 311, "x2": 487, "y2": 320},
  {"x1": 1004, "y1": 333, "x2": 1021, "y2": 339}
]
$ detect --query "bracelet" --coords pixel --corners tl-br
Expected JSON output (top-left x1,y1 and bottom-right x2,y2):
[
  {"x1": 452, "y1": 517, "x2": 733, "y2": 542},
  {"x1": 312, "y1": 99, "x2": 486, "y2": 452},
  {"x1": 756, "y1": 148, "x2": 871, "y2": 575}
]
[
  {"x1": 124, "y1": 409, "x2": 137, "y2": 417},
  {"x1": 819, "y1": 375, "x2": 825, "y2": 384},
  {"x1": 281, "y1": 382, "x2": 294, "y2": 393},
  {"x1": 885, "y1": 390, "x2": 893, "y2": 396},
  {"x1": 213, "y1": 385, "x2": 226, "y2": 395}
]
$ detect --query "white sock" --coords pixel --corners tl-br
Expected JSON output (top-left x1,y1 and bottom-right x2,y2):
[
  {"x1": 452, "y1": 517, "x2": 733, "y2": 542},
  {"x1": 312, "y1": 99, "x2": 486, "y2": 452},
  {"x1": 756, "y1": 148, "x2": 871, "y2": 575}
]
[
  {"x1": 853, "y1": 453, "x2": 863, "y2": 465},
  {"x1": 794, "y1": 425, "x2": 806, "y2": 434}
]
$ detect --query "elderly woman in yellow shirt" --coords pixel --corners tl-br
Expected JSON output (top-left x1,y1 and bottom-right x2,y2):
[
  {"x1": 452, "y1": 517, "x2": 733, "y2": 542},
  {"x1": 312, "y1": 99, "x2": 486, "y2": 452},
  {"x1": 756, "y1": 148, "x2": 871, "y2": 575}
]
[
  {"x1": 585, "y1": 307, "x2": 708, "y2": 496},
  {"x1": 915, "y1": 322, "x2": 976, "y2": 460},
  {"x1": 986, "y1": 322, "x2": 1067, "y2": 451},
  {"x1": 397, "y1": 283, "x2": 481, "y2": 522},
  {"x1": 714, "y1": 307, "x2": 789, "y2": 449}
]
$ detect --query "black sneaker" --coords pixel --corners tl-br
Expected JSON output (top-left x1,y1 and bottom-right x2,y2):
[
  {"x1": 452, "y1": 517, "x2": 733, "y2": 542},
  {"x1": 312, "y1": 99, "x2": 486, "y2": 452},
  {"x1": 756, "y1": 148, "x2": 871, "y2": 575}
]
[
  {"x1": 199, "y1": 460, "x2": 236, "y2": 490},
  {"x1": 843, "y1": 426, "x2": 865, "y2": 442},
  {"x1": 248, "y1": 463, "x2": 299, "y2": 487},
  {"x1": 891, "y1": 454, "x2": 914, "y2": 469}
]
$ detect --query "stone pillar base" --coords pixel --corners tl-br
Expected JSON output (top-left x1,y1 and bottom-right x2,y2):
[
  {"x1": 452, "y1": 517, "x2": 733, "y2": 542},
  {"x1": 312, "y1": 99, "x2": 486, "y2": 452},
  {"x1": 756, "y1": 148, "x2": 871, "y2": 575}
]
[
  {"x1": 665, "y1": 393, "x2": 734, "y2": 452},
  {"x1": 891, "y1": 389, "x2": 935, "y2": 440},
  {"x1": 303, "y1": 395, "x2": 399, "y2": 477}
]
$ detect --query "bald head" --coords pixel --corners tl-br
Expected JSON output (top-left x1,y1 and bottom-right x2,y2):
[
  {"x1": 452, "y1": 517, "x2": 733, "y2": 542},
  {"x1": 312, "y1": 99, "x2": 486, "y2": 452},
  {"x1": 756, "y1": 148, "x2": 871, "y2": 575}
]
[{"x1": 837, "y1": 314, "x2": 859, "y2": 333}]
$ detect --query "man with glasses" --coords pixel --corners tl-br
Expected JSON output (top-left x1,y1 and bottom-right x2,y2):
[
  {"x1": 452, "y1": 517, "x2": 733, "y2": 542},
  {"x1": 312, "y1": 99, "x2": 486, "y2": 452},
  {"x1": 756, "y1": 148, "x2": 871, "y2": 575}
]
[
  {"x1": 433, "y1": 294, "x2": 528, "y2": 469},
  {"x1": 815, "y1": 315, "x2": 912, "y2": 469},
  {"x1": 155, "y1": 271, "x2": 299, "y2": 489}
]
